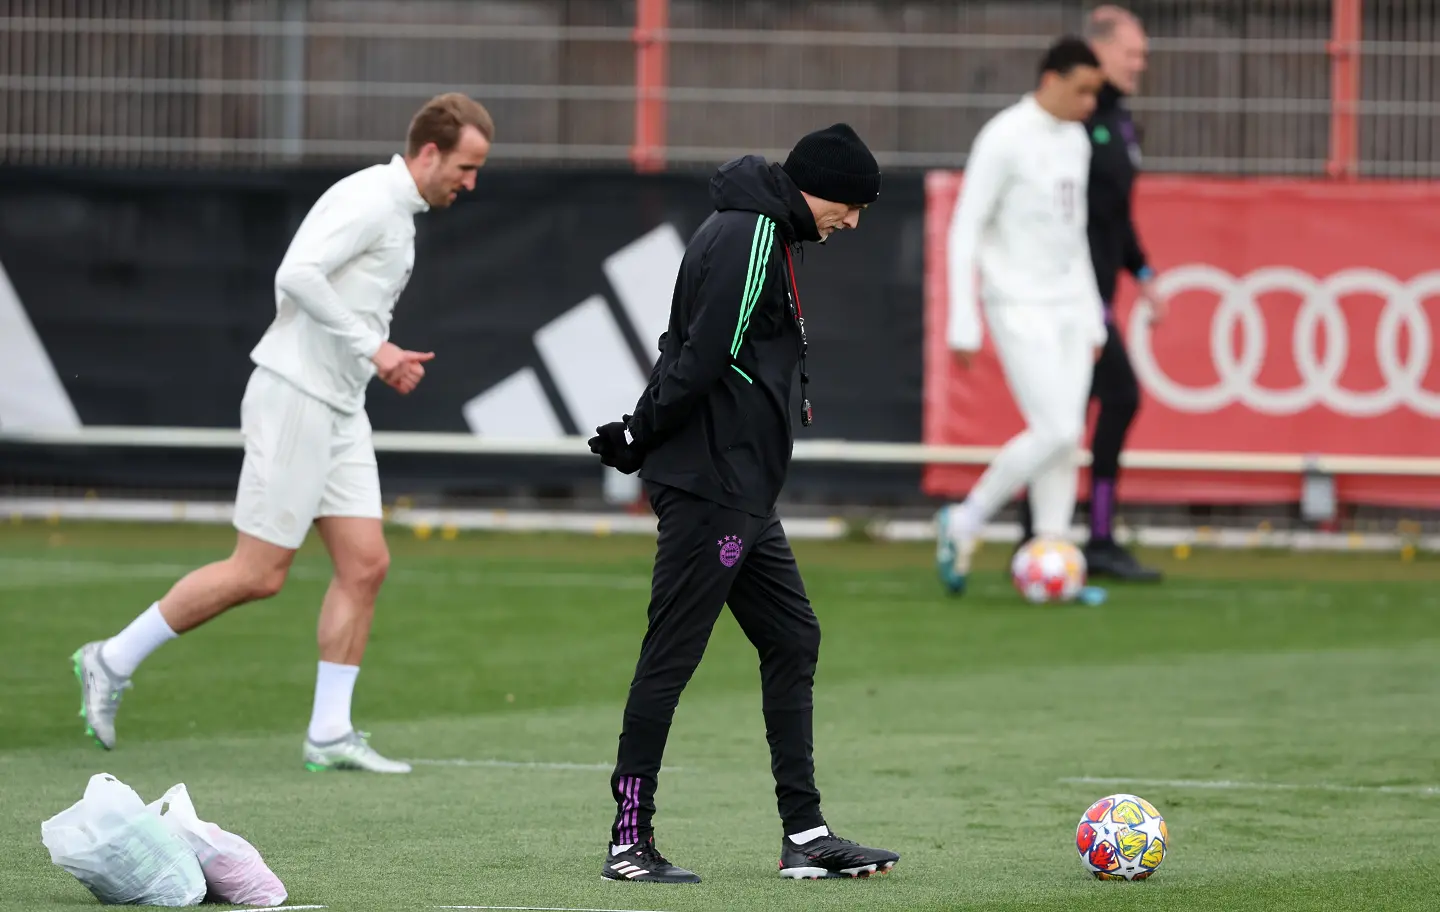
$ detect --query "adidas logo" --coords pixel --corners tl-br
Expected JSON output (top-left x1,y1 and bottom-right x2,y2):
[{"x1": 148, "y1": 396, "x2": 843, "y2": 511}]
[
  {"x1": 608, "y1": 861, "x2": 651, "y2": 879},
  {"x1": 0, "y1": 228, "x2": 686, "y2": 441},
  {"x1": 461, "y1": 224, "x2": 685, "y2": 441}
]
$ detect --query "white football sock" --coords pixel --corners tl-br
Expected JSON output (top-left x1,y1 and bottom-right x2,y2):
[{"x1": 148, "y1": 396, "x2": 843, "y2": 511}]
[
  {"x1": 948, "y1": 502, "x2": 981, "y2": 541},
  {"x1": 307, "y1": 661, "x2": 360, "y2": 743},
  {"x1": 100, "y1": 602, "x2": 177, "y2": 678},
  {"x1": 787, "y1": 825, "x2": 830, "y2": 845},
  {"x1": 611, "y1": 843, "x2": 634, "y2": 855}
]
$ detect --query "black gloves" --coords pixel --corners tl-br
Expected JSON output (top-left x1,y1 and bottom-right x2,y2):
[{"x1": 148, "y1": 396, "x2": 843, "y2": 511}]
[{"x1": 588, "y1": 415, "x2": 645, "y2": 475}]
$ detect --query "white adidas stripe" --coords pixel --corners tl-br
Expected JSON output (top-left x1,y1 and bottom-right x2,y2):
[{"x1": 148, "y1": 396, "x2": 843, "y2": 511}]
[{"x1": 609, "y1": 862, "x2": 650, "y2": 879}]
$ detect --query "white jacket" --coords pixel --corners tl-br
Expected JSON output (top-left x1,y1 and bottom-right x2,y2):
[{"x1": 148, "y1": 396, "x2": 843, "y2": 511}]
[
  {"x1": 251, "y1": 154, "x2": 429, "y2": 414},
  {"x1": 946, "y1": 94, "x2": 1106, "y2": 353}
]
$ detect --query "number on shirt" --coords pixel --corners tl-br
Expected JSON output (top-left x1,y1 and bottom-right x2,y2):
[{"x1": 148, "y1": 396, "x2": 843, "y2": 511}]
[{"x1": 1056, "y1": 179, "x2": 1077, "y2": 223}]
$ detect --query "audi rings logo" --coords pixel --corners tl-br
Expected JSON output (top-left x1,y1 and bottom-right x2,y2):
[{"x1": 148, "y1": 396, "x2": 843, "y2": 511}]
[{"x1": 1128, "y1": 265, "x2": 1440, "y2": 418}]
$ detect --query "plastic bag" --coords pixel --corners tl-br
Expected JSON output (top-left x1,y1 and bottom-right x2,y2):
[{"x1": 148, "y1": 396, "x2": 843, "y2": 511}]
[
  {"x1": 148, "y1": 784, "x2": 288, "y2": 907},
  {"x1": 40, "y1": 773, "x2": 206, "y2": 907}
]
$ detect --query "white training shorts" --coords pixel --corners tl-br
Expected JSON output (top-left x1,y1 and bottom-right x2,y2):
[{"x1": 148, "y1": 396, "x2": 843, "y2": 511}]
[{"x1": 233, "y1": 367, "x2": 382, "y2": 550}]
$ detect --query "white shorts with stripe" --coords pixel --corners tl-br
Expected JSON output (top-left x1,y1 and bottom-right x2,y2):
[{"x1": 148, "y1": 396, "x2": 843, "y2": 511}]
[{"x1": 232, "y1": 367, "x2": 381, "y2": 550}]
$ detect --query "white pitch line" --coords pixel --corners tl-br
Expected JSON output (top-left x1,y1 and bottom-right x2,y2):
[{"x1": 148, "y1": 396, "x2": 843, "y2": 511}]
[
  {"x1": 1063, "y1": 776, "x2": 1440, "y2": 796},
  {"x1": 0, "y1": 556, "x2": 652, "y2": 591},
  {"x1": 408, "y1": 758, "x2": 685, "y2": 773},
  {"x1": 408, "y1": 758, "x2": 615, "y2": 771},
  {"x1": 0, "y1": 555, "x2": 917, "y2": 597},
  {"x1": 439, "y1": 907, "x2": 673, "y2": 912}
]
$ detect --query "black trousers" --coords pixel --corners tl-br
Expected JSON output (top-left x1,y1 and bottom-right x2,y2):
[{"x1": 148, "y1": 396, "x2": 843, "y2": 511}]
[
  {"x1": 610, "y1": 482, "x2": 824, "y2": 846},
  {"x1": 1020, "y1": 317, "x2": 1141, "y2": 544}
]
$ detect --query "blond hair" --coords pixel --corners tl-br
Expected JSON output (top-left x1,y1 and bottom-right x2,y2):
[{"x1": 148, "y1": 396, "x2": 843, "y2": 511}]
[{"x1": 1085, "y1": 5, "x2": 1143, "y2": 42}]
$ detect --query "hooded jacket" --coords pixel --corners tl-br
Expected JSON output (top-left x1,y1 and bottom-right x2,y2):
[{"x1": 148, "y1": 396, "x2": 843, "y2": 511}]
[{"x1": 625, "y1": 155, "x2": 821, "y2": 518}]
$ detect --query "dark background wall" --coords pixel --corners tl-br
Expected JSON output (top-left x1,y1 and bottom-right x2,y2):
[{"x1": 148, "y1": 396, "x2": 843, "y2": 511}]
[{"x1": 0, "y1": 165, "x2": 926, "y2": 504}]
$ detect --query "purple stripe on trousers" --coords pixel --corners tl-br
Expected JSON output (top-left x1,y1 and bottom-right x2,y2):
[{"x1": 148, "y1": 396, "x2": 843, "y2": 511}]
[
  {"x1": 616, "y1": 777, "x2": 624, "y2": 844},
  {"x1": 628, "y1": 776, "x2": 639, "y2": 844},
  {"x1": 1092, "y1": 479, "x2": 1114, "y2": 539},
  {"x1": 619, "y1": 776, "x2": 639, "y2": 845}
]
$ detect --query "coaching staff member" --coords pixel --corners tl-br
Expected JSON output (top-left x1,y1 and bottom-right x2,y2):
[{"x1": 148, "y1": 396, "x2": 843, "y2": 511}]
[
  {"x1": 1018, "y1": 6, "x2": 1164, "y2": 581},
  {"x1": 587, "y1": 124, "x2": 901, "y2": 884}
]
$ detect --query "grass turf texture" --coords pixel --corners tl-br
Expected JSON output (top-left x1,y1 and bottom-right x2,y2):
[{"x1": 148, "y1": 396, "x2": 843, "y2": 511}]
[{"x1": 2, "y1": 522, "x2": 1439, "y2": 911}]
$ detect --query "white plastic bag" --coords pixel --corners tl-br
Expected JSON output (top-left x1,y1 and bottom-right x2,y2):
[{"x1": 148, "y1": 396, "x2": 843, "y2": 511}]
[
  {"x1": 40, "y1": 773, "x2": 206, "y2": 907},
  {"x1": 148, "y1": 784, "x2": 288, "y2": 907}
]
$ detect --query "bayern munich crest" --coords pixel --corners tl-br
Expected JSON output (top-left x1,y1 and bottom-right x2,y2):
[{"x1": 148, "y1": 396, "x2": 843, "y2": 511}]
[{"x1": 718, "y1": 535, "x2": 744, "y2": 568}]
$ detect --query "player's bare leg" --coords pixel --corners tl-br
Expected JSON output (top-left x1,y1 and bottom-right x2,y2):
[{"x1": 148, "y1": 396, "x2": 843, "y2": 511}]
[
  {"x1": 73, "y1": 533, "x2": 295, "y2": 749},
  {"x1": 159, "y1": 533, "x2": 296, "y2": 631},
  {"x1": 301, "y1": 516, "x2": 409, "y2": 773},
  {"x1": 315, "y1": 516, "x2": 387, "y2": 666}
]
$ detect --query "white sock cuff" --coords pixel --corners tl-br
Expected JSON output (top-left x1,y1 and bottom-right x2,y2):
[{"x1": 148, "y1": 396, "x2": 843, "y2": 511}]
[
  {"x1": 948, "y1": 503, "x2": 980, "y2": 539},
  {"x1": 101, "y1": 602, "x2": 178, "y2": 678},
  {"x1": 787, "y1": 825, "x2": 830, "y2": 845},
  {"x1": 317, "y1": 660, "x2": 360, "y2": 680}
]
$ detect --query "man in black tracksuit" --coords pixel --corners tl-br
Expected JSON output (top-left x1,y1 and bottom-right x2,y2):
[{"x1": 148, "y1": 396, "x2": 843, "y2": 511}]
[
  {"x1": 1018, "y1": 6, "x2": 1163, "y2": 581},
  {"x1": 586, "y1": 124, "x2": 900, "y2": 884}
]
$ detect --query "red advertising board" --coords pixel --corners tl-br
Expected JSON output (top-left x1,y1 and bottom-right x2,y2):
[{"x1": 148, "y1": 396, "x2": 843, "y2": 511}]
[{"x1": 923, "y1": 174, "x2": 1440, "y2": 507}]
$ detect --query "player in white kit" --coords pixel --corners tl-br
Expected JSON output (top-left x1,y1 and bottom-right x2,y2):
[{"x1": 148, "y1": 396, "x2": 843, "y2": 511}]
[
  {"x1": 71, "y1": 93, "x2": 494, "y2": 770},
  {"x1": 935, "y1": 38, "x2": 1108, "y2": 595}
]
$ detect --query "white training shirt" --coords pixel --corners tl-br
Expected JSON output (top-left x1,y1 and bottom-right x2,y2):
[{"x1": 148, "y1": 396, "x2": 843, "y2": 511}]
[
  {"x1": 946, "y1": 94, "x2": 1106, "y2": 353},
  {"x1": 251, "y1": 153, "x2": 429, "y2": 414}
]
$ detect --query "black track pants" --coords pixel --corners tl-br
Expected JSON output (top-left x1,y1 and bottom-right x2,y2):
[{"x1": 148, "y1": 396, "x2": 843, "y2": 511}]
[{"x1": 609, "y1": 483, "x2": 824, "y2": 845}]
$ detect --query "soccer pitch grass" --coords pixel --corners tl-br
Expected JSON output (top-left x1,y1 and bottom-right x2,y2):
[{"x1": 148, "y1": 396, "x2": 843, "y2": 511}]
[{"x1": 3, "y1": 523, "x2": 1439, "y2": 912}]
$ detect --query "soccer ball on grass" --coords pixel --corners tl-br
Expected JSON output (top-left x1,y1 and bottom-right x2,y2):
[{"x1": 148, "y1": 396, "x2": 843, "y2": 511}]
[
  {"x1": 1009, "y1": 538, "x2": 1086, "y2": 603},
  {"x1": 1075, "y1": 793, "x2": 1168, "y2": 880}
]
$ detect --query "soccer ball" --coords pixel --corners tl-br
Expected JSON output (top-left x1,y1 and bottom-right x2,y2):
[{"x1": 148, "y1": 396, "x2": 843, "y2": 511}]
[
  {"x1": 1075, "y1": 793, "x2": 1168, "y2": 880},
  {"x1": 1009, "y1": 538, "x2": 1086, "y2": 603}
]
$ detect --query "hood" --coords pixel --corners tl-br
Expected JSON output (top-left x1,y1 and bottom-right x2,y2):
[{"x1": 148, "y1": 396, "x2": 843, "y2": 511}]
[{"x1": 709, "y1": 155, "x2": 821, "y2": 244}]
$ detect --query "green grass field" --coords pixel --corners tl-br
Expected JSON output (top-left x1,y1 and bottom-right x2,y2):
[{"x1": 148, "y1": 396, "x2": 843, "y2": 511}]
[{"x1": 3, "y1": 520, "x2": 1439, "y2": 911}]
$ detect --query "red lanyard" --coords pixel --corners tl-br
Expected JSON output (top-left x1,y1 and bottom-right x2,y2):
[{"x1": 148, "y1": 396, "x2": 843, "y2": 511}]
[
  {"x1": 783, "y1": 245, "x2": 804, "y2": 318},
  {"x1": 782, "y1": 243, "x2": 813, "y2": 426}
]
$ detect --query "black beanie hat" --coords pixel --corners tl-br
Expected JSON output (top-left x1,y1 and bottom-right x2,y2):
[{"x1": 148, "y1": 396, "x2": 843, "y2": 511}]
[{"x1": 781, "y1": 123, "x2": 881, "y2": 207}]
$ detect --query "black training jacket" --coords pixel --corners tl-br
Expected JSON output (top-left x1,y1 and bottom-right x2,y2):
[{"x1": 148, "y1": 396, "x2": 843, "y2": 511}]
[
  {"x1": 626, "y1": 155, "x2": 821, "y2": 518},
  {"x1": 1086, "y1": 82, "x2": 1151, "y2": 305}
]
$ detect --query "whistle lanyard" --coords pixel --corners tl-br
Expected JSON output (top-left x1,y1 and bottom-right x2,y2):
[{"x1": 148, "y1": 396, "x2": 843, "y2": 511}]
[{"x1": 781, "y1": 244, "x2": 813, "y2": 427}]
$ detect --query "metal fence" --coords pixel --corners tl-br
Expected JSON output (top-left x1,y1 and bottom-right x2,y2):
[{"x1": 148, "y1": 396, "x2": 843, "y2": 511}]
[{"x1": 0, "y1": 0, "x2": 1435, "y2": 175}]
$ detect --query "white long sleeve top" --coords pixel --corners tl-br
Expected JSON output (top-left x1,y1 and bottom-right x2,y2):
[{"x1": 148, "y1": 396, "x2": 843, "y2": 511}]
[
  {"x1": 251, "y1": 153, "x2": 429, "y2": 414},
  {"x1": 946, "y1": 94, "x2": 1106, "y2": 353}
]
